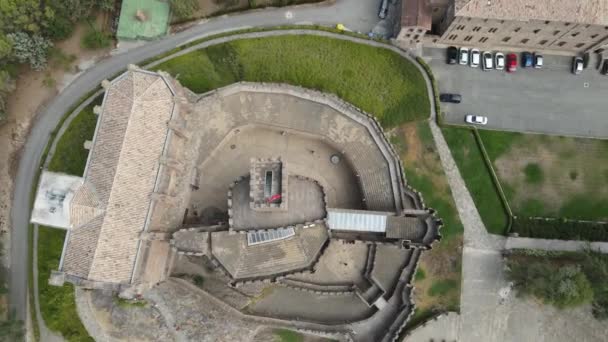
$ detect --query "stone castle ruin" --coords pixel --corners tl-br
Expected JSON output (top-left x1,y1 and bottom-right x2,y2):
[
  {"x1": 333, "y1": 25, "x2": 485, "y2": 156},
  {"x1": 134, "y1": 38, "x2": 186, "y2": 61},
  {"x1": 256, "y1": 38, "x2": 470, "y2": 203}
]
[{"x1": 31, "y1": 66, "x2": 442, "y2": 341}]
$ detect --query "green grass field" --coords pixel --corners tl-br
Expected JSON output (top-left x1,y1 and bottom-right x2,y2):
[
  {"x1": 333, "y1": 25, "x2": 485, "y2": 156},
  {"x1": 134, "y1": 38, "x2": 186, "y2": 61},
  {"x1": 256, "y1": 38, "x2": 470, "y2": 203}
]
[
  {"x1": 154, "y1": 35, "x2": 430, "y2": 127},
  {"x1": 38, "y1": 227, "x2": 93, "y2": 341},
  {"x1": 48, "y1": 100, "x2": 99, "y2": 176},
  {"x1": 485, "y1": 131, "x2": 608, "y2": 221},
  {"x1": 441, "y1": 127, "x2": 508, "y2": 235},
  {"x1": 274, "y1": 329, "x2": 304, "y2": 342},
  {"x1": 443, "y1": 127, "x2": 608, "y2": 235}
]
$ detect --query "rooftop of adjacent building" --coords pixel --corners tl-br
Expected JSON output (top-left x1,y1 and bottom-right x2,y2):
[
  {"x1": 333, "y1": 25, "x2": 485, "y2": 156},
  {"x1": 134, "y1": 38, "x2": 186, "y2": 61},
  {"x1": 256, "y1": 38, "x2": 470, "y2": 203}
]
[{"x1": 455, "y1": 0, "x2": 608, "y2": 26}]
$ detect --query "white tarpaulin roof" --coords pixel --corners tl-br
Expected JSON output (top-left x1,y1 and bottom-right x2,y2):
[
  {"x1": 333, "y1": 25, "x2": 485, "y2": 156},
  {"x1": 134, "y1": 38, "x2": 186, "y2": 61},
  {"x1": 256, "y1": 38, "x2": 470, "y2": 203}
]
[
  {"x1": 326, "y1": 208, "x2": 393, "y2": 233},
  {"x1": 30, "y1": 171, "x2": 83, "y2": 229}
]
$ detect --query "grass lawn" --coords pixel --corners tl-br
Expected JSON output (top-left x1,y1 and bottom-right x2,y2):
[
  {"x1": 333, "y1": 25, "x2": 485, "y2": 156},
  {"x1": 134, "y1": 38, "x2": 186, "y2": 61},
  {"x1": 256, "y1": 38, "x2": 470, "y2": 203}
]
[
  {"x1": 154, "y1": 35, "x2": 430, "y2": 128},
  {"x1": 38, "y1": 102, "x2": 98, "y2": 341},
  {"x1": 392, "y1": 122, "x2": 463, "y2": 325},
  {"x1": 441, "y1": 127, "x2": 509, "y2": 235},
  {"x1": 47, "y1": 99, "x2": 100, "y2": 176},
  {"x1": 485, "y1": 131, "x2": 608, "y2": 221},
  {"x1": 38, "y1": 227, "x2": 93, "y2": 341},
  {"x1": 274, "y1": 329, "x2": 304, "y2": 342}
]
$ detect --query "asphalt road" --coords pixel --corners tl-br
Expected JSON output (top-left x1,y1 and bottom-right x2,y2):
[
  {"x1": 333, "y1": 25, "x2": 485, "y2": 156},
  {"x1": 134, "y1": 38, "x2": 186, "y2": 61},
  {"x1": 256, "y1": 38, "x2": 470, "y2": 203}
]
[
  {"x1": 425, "y1": 47, "x2": 608, "y2": 138},
  {"x1": 9, "y1": 0, "x2": 385, "y2": 322}
]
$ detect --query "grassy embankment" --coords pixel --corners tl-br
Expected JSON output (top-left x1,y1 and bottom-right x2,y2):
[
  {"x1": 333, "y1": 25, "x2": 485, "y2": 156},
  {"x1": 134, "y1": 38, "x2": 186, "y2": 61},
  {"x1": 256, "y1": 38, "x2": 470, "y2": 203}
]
[{"x1": 392, "y1": 122, "x2": 463, "y2": 328}]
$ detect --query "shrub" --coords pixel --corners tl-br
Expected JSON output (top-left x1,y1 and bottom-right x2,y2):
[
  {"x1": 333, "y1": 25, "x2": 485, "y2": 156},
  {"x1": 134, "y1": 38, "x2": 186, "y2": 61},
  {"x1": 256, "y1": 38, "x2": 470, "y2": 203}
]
[
  {"x1": 512, "y1": 217, "x2": 608, "y2": 242},
  {"x1": 507, "y1": 260, "x2": 593, "y2": 308},
  {"x1": 170, "y1": 0, "x2": 200, "y2": 20},
  {"x1": 47, "y1": 15, "x2": 74, "y2": 40},
  {"x1": 193, "y1": 275, "x2": 204, "y2": 287},
  {"x1": 414, "y1": 268, "x2": 426, "y2": 281},
  {"x1": 81, "y1": 29, "x2": 112, "y2": 49},
  {"x1": 7, "y1": 32, "x2": 53, "y2": 70}
]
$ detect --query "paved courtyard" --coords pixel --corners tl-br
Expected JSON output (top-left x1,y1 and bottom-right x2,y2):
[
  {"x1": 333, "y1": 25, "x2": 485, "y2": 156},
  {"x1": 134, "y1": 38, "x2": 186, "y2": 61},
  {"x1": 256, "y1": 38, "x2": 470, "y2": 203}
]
[{"x1": 424, "y1": 47, "x2": 608, "y2": 138}]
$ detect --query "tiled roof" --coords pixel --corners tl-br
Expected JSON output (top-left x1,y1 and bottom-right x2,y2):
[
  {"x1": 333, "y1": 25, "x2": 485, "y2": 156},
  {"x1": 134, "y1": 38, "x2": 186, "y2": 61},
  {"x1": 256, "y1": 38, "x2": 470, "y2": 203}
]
[
  {"x1": 61, "y1": 69, "x2": 176, "y2": 284},
  {"x1": 401, "y1": 0, "x2": 432, "y2": 30},
  {"x1": 456, "y1": 0, "x2": 608, "y2": 25}
]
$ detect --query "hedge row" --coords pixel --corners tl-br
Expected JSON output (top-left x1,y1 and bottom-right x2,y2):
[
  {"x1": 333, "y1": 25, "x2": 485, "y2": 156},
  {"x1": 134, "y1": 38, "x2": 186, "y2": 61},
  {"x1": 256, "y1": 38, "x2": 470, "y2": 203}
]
[{"x1": 513, "y1": 217, "x2": 608, "y2": 242}]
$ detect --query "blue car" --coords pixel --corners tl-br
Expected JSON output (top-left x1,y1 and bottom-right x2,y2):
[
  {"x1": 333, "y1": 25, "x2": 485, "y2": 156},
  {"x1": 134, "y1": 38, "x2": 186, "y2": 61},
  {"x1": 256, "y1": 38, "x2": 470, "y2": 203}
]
[{"x1": 522, "y1": 52, "x2": 533, "y2": 68}]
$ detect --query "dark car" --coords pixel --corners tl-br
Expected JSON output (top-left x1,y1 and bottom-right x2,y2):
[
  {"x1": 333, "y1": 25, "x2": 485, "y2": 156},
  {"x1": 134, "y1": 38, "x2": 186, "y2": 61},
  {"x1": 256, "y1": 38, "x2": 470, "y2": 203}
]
[
  {"x1": 601, "y1": 59, "x2": 608, "y2": 75},
  {"x1": 439, "y1": 93, "x2": 462, "y2": 103},
  {"x1": 521, "y1": 52, "x2": 533, "y2": 68},
  {"x1": 378, "y1": 0, "x2": 389, "y2": 19},
  {"x1": 447, "y1": 46, "x2": 458, "y2": 64}
]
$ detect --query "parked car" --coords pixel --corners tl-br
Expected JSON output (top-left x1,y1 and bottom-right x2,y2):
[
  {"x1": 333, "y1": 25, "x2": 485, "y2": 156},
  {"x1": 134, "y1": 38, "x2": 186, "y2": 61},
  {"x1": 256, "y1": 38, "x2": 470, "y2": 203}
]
[
  {"x1": 495, "y1": 52, "x2": 505, "y2": 70},
  {"x1": 470, "y1": 48, "x2": 480, "y2": 67},
  {"x1": 439, "y1": 93, "x2": 462, "y2": 103},
  {"x1": 378, "y1": 0, "x2": 389, "y2": 19},
  {"x1": 534, "y1": 53, "x2": 543, "y2": 69},
  {"x1": 465, "y1": 115, "x2": 488, "y2": 125},
  {"x1": 507, "y1": 53, "x2": 517, "y2": 72},
  {"x1": 522, "y1": 52, "x2": 533, "y2": 68},
  {"x1": 572, "y1": 57, "x2": 584, "y2": 75},
  {"x1": 482, "y1": 51, "x2": 493, "y2": 70},
  {"x1": 459, "y1": 47, "x2": 469, "y2": 65},
  {"x1": 601, "y1": 59, "x2": 608, "y2": 75},
  {"x1": 447, "y1": 46, "x2": 458, "y2": 64}
]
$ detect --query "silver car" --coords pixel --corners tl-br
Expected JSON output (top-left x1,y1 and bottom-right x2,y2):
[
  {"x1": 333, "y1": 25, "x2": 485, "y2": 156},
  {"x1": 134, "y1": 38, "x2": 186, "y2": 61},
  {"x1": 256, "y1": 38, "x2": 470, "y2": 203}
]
[
  {"x1": 465, "y1": 115, "x2": 488, "y2": 125},
  {"x1": 495, "y1": 52, "x2": 505, "y2": 70},
  {"x1": 459, "y1": 47, "x2": 469, "y2": 65},
  {"x1": 482, "y1": 51, "x2": 493, "y2": 70}
]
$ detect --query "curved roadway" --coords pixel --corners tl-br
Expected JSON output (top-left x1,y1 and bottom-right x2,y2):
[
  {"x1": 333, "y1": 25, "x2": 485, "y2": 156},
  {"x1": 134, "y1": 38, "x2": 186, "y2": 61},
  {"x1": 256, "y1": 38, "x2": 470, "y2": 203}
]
[{"x1": 9, "y1": 0, "x2": 382, "y2": 321}]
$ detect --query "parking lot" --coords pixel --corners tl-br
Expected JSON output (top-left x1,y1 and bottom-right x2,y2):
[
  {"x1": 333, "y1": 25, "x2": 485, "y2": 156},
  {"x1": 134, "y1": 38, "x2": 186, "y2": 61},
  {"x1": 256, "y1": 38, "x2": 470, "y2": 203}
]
[{"x1": 424, "y1": 47, "x2": 608, "y2": 139}]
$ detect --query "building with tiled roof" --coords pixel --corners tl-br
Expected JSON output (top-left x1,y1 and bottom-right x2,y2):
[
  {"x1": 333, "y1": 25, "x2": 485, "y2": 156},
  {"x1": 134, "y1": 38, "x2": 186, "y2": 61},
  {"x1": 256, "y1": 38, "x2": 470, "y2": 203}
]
[
  {"x1": 398, "y1": 0, "x2": 608, "y2": 53},
  {"x1": 33, "y1": 67, "x2": 198, "y2": 290}
]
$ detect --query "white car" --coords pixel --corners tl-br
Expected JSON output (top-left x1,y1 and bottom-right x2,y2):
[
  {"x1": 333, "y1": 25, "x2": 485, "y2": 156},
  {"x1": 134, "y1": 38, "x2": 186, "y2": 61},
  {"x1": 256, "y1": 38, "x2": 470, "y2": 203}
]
[
  {"x1": 465, "y1": 115, "x2": 488, "y2": 125},
  {"x1": 495, "y1": 52, "x2": 505, "y2": 70},
  {"x1": 459, "y1": 47, "x2": 469, "y2": 65},
  {"x1": 470, "y1": 49, "x2": 480, "y2": 67},
  {"x1": 482, "y1": 51, "x2": 493, "y2": 70}
]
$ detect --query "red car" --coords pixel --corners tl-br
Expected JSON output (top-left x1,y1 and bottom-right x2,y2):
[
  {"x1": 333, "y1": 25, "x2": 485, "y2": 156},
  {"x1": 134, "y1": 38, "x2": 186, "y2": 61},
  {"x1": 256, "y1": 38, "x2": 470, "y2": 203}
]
[{"x1": 507, "y1": 53, "x2": 517, "y2": 73}]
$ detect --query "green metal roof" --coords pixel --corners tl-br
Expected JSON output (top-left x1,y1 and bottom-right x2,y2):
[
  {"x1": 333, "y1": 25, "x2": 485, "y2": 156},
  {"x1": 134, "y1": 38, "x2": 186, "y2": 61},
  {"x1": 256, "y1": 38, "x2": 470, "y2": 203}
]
[{"x1": 116, "y1": 0, "x2": 170, "y2": 40}]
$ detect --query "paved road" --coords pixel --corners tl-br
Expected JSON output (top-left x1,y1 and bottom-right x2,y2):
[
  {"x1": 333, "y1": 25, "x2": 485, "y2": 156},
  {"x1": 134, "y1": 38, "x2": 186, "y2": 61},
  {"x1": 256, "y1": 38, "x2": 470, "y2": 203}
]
[
  {"x1": 9, "y1": 0, "x2": 384, "y2": 322},
  {"x1": 424, "y1": 47, "x2": 608, "y2": 138}
]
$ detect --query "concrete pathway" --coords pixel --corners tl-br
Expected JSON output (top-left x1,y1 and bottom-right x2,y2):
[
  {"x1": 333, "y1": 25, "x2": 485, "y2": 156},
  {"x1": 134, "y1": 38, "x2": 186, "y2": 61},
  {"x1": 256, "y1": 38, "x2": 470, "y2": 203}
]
[{"x1": 506, "y1": 237, "x2": 608, "y2": 253}]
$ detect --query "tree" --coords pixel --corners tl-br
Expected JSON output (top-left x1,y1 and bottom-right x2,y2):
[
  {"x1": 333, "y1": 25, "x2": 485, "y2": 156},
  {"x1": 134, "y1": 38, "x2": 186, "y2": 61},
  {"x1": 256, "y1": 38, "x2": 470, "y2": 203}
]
[
  {"x1": 0, "y1": 34, "x2": 12, "y2": 60},
  {"x1": 169, "y1": 0, "x2": 200, "y2": 20},
  {"x1": 6, "y1": 32, "x2": 52, "y2": 70},
  {"x1": 97, "y1": 0, "x2": 115, "y2": 12},
  {"x1": 0, "y1": 70, "x2": 15, "y2": 122},
  {"x1": 0, "y1": 0, "x2": 54, "y2": 33}
]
